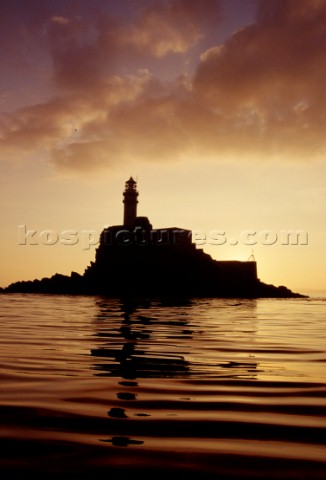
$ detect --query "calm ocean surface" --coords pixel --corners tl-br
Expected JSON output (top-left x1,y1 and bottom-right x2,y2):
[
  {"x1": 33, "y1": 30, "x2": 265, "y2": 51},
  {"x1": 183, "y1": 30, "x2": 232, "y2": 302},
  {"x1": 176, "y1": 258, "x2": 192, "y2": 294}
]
[{"x1": 0, "y1": 293, "x2": 325, "y2": 478}]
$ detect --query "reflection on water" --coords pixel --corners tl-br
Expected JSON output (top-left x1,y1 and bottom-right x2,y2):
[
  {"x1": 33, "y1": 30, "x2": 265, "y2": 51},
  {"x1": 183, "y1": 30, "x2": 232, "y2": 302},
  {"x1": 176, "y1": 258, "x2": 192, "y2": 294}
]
[
  {"x1": 93, "y1": 297, "x2": 261, "y2": 451},
  {"x1": 92, "y1": 297, "x2": 259, "y2": 381},
  {"x1": 91, "y1": 299, "x2": 191, "y2": 379},
  {"x1": 0, "y1": 294, "x2": 325, "y2": 478}
]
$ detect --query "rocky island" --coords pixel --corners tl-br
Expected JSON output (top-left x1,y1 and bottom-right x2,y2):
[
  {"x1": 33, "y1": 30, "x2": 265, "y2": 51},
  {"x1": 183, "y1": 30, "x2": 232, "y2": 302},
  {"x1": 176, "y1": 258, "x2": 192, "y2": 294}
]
[{"x1": 3, "y1": 178, "x2": 304, "y2": 299}]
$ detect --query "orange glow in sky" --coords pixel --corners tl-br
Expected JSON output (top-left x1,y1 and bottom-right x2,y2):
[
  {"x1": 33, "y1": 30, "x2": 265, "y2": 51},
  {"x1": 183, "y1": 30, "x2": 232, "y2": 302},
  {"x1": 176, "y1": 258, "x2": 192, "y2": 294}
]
[{"x1": 1, "y1": 0, "x2": 325, "y2": 294}]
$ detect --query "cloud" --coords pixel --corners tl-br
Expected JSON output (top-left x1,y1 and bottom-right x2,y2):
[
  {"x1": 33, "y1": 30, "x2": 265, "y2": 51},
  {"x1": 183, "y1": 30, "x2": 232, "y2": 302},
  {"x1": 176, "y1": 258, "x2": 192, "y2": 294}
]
[
  {"x1": 1, "y1": 0, "x2": 326, "y2": 173},
  {"x1": 0, "y1": 71, "x2": 162, "y2": 166},
  {"x1": 0, "y1": 0, "x2": 50, "y2": 80},
  {"x1": 107, "y1": 0, "x2": 220, "y2": 57},
  {"x1": 193, "y1": 0, "x2": 326, "y2": 158},
  {"x1": 0, "y1": 0, "x2": 221, "y2": 170},
  {"x1": 51, "y1": 16, "x2": 70, "y2": 26},
  {"x1": 47, "y1": 0, "x2": 220, "y2": 91}
]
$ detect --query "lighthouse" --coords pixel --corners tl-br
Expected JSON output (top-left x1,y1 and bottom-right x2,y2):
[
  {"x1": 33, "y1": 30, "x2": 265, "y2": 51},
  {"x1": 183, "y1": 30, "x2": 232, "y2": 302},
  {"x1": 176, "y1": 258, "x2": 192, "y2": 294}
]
[{"x1": 123, "y1": 177, "x2": 139, "y2": 227}]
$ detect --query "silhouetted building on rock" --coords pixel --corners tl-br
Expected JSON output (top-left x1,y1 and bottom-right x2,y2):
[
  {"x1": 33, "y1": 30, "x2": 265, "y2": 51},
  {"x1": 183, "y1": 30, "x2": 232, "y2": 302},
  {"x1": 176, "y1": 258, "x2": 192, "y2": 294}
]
[
  {"x1": 4, "y1": 177, "x2": 304, "y2": 298},
  {"x1": 83, "y1": 177, "x2": 295, "y2": 298}
]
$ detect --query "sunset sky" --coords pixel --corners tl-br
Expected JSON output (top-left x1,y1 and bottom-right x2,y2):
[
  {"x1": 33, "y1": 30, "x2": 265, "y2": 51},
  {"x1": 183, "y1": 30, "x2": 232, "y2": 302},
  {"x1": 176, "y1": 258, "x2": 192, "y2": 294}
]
[{"x1": 1, "y1": 0, "x2": 325, "y2": 295}]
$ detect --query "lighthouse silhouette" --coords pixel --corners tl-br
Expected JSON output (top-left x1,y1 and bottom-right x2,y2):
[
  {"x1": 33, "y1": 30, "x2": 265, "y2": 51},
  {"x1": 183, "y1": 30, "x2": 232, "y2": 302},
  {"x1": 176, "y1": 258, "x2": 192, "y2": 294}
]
[
  {"x1": 5, "y1": 175, "x2": 304, "y2": 299},
  {"x1": 123, "y1": 177, "x2": 139, "y2": 227}
]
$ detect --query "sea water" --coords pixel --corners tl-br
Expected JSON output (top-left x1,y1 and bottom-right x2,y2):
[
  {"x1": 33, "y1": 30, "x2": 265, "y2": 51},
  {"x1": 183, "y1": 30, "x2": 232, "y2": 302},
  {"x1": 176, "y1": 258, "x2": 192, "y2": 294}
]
[{"x1": 0, "y1": 293, "x2": 325, "y2": 478}]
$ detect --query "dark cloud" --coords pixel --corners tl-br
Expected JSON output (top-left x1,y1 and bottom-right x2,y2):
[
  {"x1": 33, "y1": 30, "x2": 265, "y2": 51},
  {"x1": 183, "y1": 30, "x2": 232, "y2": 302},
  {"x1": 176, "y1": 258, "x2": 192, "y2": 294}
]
[
  {"x1": 1, "y1": 0, "x2": 326, "y2": 172},
  {"x1": 194, "y1": 0, "x2": 326, "y2": 158},
  {"x1": 48, "y1": 15, "x2": 104, "y2": 90},
  {"x1": 47, "y1": 0, "x2": 220, "y2": 90},
  {"x1": 0, "y1": 0, "x2": 50, "y2": 80}
]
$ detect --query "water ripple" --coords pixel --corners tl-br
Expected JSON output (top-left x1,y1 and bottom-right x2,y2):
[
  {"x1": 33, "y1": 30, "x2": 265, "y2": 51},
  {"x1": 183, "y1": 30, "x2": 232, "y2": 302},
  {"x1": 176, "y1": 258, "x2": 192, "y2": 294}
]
[{"x1": 0, "y1": 293, "x2": 325, "y2": 478}]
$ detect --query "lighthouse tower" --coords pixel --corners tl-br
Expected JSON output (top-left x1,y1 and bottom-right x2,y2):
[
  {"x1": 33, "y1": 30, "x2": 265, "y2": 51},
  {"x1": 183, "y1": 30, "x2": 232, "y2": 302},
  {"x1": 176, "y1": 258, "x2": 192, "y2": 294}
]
[{"x1": 123, "y1": 177, "x2": 139, "y2": 227}]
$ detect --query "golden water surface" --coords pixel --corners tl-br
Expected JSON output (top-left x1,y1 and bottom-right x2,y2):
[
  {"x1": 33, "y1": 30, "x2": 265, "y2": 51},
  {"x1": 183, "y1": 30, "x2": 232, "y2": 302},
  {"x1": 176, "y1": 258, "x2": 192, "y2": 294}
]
[{"x1": 0, "y1": 294, "x2": 325, "y2": 478}]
